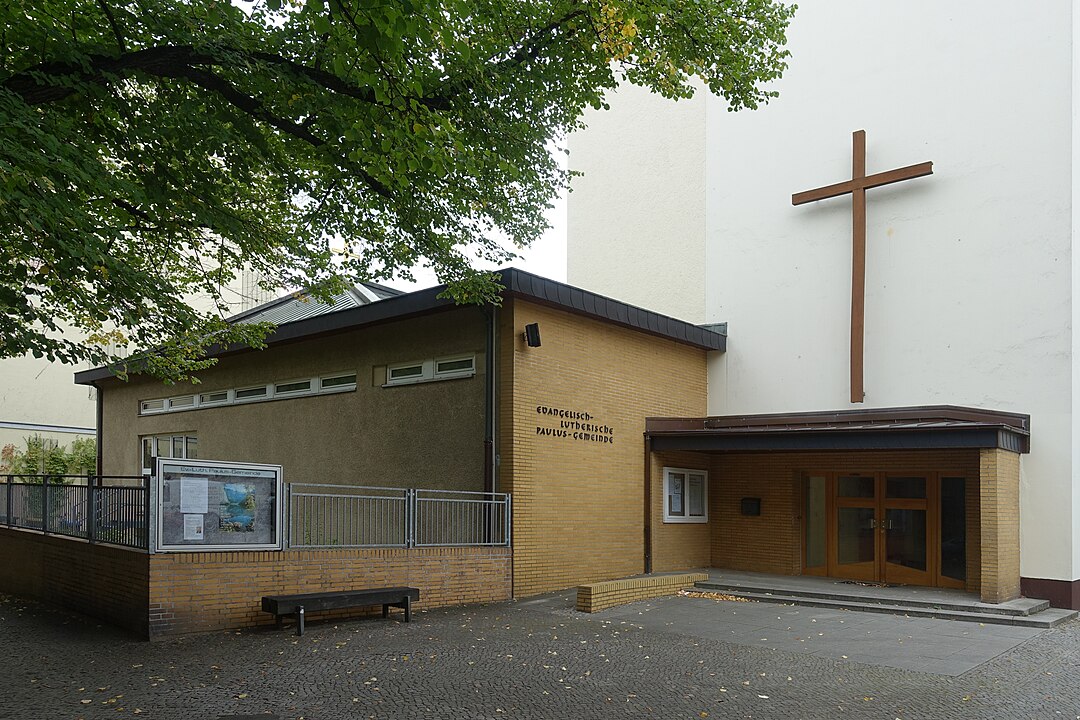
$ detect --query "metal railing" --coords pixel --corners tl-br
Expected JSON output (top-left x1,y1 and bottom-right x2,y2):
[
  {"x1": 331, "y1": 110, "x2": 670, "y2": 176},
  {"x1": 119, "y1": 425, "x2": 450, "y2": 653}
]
[
  {"x1": 288, "y1": 484, "x2": 510, "y2": 549},
  {"x1": 415, "y1": 489, "x2": 511, "y2": 547},
  {"x1": 1, "y1": 475, "x2": 149, "y2": 550}
]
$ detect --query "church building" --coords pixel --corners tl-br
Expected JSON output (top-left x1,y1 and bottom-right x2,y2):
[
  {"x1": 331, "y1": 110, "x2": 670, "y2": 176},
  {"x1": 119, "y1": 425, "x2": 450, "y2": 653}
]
[{"x1": 567, "y1": 2, "x2": 1080, "y2": 607}]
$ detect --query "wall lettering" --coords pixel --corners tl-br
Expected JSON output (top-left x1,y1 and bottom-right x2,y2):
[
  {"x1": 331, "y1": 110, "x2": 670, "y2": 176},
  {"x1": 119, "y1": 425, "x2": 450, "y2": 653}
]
[{"x1": 535, "y1": 405, "x2": 615, "y2": 445}]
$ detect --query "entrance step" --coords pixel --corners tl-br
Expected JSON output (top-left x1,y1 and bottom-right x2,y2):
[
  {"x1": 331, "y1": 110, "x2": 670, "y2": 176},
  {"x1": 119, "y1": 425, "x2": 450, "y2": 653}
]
[{"x1": 694, "y1": 580, "x2": 1078, "y2": 628}]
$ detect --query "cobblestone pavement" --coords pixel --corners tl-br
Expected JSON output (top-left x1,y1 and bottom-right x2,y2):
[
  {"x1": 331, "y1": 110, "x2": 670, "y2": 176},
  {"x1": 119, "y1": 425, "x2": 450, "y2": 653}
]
[{"x1": 4, "y1": 590, "x2": 1080, "y2": 720}]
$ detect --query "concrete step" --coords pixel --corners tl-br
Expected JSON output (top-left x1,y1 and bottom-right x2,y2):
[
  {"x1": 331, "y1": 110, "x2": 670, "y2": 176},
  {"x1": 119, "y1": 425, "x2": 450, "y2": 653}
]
[
  {"x1": 691, "y1": 586, "x2": 1078, "y2": 628},
  {"x1": 694, "y1": 579, "x2": 1049, "y2": 616}
]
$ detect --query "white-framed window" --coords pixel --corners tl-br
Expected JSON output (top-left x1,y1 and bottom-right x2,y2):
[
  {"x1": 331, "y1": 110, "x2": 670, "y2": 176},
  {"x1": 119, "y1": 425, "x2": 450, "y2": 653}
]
[
  {"x1": 435, "y1": 355, "x2": 475, "y2": 378},
  {"x1": 234, "y1": 385, "x2": 269, "y2": 401},
  {"x1": 138, "y1": 369, "x2": 359, "y2": 415},
  {"x1": 199, "y1": 390, "x2": 230, "y2": 406},
  {"x1": 141, "y1": 433, "x2": 198, "y2": 474},
  {"x1": 167, "y1": 395, "x2": 195, "y2": 410},
  {"x1": 319, "y1": 373, "x2": 357, "y2": 392},
  {"x1": 385, "y1": 354, "x2": 476, "y2": 386},
  {"x1": 663, "y1": 467, "x2": 708, "y2": 523},
  {"x1": 140, "y1": 398, "x2": 165, "y2": 414},
  {"x1": 274, "y1": 379, "x2": 312, "y2": 396},
  {"x1": 387, "y1": 360, "x2": 427, "y2": 384}
]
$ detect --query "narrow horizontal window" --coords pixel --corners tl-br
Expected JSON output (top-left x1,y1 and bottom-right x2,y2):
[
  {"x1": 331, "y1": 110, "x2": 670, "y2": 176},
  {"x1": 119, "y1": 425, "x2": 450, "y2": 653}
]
[
  {"x1": 235, "y1": 385, "x2": 268, "y2": 400},
  {"x1": 436, "y1": 356, "x2": 475, "y2": 375},
  {"x1": 199, "y1": 391, "x2": 229, "y2": 405},
  {"x1": 388, "y1": 363, "x2": 424, "y2": 381},
  {"x1": 320, "y1": 373, "x2": 357, "y2": 391},
  {"x1": 140, "y1": 399, "x2": 165, "y2": 414},
  {"x1": 275, "y1": 380, "x2": 312, "y2": 395},
  {"x1": 167, "y1": 395, "x2": 195, "y2": 409}
]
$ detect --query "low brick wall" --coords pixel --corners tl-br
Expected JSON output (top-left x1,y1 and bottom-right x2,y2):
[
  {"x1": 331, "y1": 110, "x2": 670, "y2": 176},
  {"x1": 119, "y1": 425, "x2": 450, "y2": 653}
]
[
  {"x1": 0, "y1": 527, "x2": 149, "y2": 636},
  {"x1": 576, "y1": 572, "x2": 708, "y2": 613},
  {"x1": 148, "y1": 546, "x2": 512, "y2": 637}
]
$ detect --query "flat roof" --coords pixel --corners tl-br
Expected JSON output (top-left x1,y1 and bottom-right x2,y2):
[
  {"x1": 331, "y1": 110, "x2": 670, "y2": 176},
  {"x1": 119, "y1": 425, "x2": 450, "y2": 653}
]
[
  {"x1": 646, "y1": 405, "x2": 1030, "y2": 454},
  {"x1": 75, "y1": 268, "x2": 725, "y2": 385}
]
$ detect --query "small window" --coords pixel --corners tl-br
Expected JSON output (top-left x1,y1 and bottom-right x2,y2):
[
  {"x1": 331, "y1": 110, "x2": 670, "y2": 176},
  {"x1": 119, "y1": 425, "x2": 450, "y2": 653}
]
[
  {"x1": 435, "y1": 356, "x2": 475, "y2": 376},
  {"x1": 388, "y1": 363, "x2": 425, "y2": 383},
  {"x1": 235, "y1": 385, "x2": 268, "y2": 401},
  {"x1": 663, "y1": 467, "x2": 708, "y2": 523},
  {"x1": 141, "y1": 433, "x2": 198, "y2": 473},
  {"x1": 320, "y1": 373, "x2": 357, "y2": 391},
  {"x1": 274, "y1": 379, "x2": 312, "y2": 395},
  {"x1": 199, "y1": 390, "x2": 229, "y2": 405},
  {"x1": 167, "y1": 395, "x2": 195, "y2": 409},
  {"x1": 140, "y1": 398, "x2": 165, "y2": 414}
]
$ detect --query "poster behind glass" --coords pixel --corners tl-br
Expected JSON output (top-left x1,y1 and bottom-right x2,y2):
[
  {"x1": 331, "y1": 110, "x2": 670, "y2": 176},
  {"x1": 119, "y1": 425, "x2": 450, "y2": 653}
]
[{"x1": 156, "y1": 458, "x2": 283, "y2": 551}]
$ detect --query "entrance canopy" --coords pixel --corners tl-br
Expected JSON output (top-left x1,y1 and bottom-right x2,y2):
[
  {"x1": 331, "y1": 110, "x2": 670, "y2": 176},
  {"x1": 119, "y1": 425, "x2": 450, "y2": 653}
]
[{"x1": 646, "y1": 406, "x2": 1030, "y2": 454}]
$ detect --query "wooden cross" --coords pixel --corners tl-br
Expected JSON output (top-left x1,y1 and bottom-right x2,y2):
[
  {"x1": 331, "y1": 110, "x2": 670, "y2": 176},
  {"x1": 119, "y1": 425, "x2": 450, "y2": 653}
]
[{"x1": 792, "y1": 130, "x2": 933, "y2": 404}]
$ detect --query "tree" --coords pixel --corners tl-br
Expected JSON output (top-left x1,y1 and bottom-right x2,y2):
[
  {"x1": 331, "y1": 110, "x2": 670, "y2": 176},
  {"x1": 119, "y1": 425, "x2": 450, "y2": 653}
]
[
  {"x1": 0, "y1": 434, "x2": 96, "y2": 475},
  {"x1": 1, "y1": 0, "x2": 794, "y2": 381}
]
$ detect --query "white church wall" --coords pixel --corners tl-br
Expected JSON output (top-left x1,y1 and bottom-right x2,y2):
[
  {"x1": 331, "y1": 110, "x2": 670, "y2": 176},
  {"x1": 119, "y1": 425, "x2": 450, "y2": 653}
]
[
  {"x1": 567, "y1": 2, "x2": 1078, "y2": 582},
  {"x1": 1072, "y1": 1, "x2": 1080, "y2": 580},
  {"x1": 702, "y1": 1, "x2": 1075, "y2": 582},
  {"x1": 567, "y1": 83, "x2": 706, "y2": 324}
]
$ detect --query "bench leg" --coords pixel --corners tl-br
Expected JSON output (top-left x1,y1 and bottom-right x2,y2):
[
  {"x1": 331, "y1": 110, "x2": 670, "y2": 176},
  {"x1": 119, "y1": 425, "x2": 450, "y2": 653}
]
[
  {"x1": 403, "y1": 595, "x2": 411, "y2": 623},
  {"x1": 275, "y1": 614, "x2": 283, "y2": 630},
  {"x1": 296, "y1": 606, "x2": 305, "y2": 637},
  {"x1": 382, "y1": 604, "x2": 389, "y2": 619}
]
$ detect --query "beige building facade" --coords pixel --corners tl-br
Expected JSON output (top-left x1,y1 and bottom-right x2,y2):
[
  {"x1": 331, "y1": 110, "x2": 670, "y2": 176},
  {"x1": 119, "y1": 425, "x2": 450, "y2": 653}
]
[{"x1": 71, "y1": 269, "x2": 1029, "y2": 618}]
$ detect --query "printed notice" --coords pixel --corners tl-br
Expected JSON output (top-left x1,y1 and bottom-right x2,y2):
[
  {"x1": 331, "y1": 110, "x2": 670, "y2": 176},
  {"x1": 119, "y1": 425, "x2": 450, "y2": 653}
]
[
  {"x1": 183, "y1": 514, "x2": 204, "y2": 540},
  {"x1": 179, "y1": 477, "x2": 209, "y2": 514}
]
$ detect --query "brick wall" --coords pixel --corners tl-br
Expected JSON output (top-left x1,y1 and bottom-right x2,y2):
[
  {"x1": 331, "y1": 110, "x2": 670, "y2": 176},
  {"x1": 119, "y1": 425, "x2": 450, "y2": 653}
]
[
  {"x1": 0, "y1": 528, "x2": 149, "y2": 636},
  {"x1": 576, "y1": 572, "x2": 708, "y2": 612},
  {"x1": 147, "y1": 546, "x2": 511, "y2": 637},
  {"x1": 706, "y1": 449, "x2": 983, "y2": 591},
  {"x1": 979, "y1": 448, "x2": 1021, "y2": 602},
  {"x1": 650, "y1": 451, "x2": 713, "y2": 571},
  {"x1": 499, "y1": 299, "x2": 708, "y2": 597}
]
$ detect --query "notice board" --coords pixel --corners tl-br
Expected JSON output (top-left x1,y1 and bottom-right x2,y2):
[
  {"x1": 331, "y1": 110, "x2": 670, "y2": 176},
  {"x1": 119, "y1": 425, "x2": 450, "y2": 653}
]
[{"x1": 155, "y1": 458, "x2": 283, "y2": 552}]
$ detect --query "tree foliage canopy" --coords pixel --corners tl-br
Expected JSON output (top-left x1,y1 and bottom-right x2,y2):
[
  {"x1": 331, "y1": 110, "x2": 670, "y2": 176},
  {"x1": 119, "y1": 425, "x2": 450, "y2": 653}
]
[{"x1": 1, "y1": 0, "x2": 793, "y2": 380}]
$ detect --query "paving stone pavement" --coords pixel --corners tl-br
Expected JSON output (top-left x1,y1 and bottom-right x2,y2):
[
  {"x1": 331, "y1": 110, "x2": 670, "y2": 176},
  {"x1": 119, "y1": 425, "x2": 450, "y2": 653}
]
[{"x1": 4, "y1": 590, "x2": 1080, "y2": 720}]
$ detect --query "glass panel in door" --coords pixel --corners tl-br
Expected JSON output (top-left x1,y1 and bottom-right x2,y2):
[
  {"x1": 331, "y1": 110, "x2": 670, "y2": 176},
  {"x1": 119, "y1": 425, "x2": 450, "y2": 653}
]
[
  {"x1": 805, "y1": 476, "x2": 826, "y2": 571},
  {"x1": 836, "y1": 506, "x2": 877, "y2": 580},
  {"x1": 838, "y1": 475, "x2": 875, "y2": 498},
  {"x1": 884, "y1": 507, "x2": 930, "y2": 584},
  {"x1": 940, "y1": 477, "x2": 967, "y2": 586}
]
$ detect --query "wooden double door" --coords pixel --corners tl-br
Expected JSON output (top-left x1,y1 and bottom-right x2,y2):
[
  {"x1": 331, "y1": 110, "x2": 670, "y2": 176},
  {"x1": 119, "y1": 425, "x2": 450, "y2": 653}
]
[{"x1": 803, "y1": 472, "x2": 967, "y2": 588}]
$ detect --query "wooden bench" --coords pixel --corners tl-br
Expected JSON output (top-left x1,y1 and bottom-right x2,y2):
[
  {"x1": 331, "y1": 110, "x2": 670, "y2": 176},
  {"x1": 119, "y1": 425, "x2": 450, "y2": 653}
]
[{"x1": 261, "y1": 587, "x2": 420, "y2": 636}]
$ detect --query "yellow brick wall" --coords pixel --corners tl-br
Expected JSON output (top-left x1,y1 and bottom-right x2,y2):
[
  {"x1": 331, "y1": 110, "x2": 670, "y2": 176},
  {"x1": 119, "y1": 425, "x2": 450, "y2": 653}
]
[
  {"x1": 576, "y1": 572, "x2": 708, "y2": 612},
  {"x1": 708, "y1": 449, "x2": 982, "y2": 588},
  {"x1": 650, "y1": 451, "x2": 713, "y2": 571},
  {"x1": 979, "y1": 448, "x2": 1021, "y2": 603},
  {"x1": 148, "y1": 546, "x2": 511, "y2": 637},
  {"x1": 499, "y1": 300, "x2": 708, "y2": 597}
]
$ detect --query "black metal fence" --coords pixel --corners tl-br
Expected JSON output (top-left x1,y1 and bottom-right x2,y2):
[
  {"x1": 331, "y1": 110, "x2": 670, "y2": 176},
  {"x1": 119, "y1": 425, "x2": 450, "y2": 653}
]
[{"x1": 1, "y1": 475, "x2": 149, "y2": 550}]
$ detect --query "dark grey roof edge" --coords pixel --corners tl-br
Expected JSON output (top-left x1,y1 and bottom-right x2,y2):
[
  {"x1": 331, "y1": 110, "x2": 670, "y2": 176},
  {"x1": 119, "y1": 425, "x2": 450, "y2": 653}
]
[
  {"x1": 75, "y1": 267, "x2": 723, "y2": 385},
  {"x1": 497, "y1": 268, "x2": 726, "y2": 352}
]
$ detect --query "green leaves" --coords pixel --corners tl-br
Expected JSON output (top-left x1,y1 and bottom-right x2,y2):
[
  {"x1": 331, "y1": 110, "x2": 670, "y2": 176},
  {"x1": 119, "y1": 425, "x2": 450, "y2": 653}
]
[{"x1": 0, "y1": 0, "x2": 793, "y2": 382}]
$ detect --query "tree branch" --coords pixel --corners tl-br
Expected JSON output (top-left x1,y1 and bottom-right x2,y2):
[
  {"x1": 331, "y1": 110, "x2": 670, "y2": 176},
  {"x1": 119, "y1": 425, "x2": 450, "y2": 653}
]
[
  {"x1": 5, "y1": 45, "x2": 394, "y2": 199},
  {"x1": 95, "y1": 0, "x2": 127, "y2": 54}
]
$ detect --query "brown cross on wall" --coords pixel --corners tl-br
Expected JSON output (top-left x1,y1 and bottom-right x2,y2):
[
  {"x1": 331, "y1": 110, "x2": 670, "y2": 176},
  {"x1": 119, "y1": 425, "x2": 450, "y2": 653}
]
[{"x1": 792, "y1": 130, "x2": 933, "y2": 404}]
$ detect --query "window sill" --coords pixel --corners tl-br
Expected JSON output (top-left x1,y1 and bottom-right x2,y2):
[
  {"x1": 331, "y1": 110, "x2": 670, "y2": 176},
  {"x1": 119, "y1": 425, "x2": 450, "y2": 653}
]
[{"x1": 382, "y1": 371, "x2": 476, "y2": 388}]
